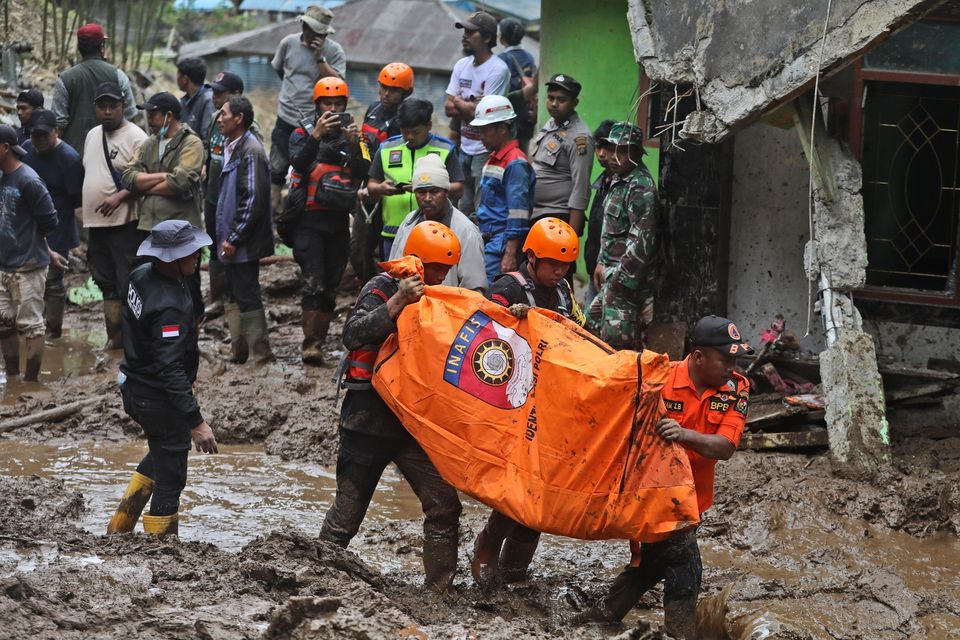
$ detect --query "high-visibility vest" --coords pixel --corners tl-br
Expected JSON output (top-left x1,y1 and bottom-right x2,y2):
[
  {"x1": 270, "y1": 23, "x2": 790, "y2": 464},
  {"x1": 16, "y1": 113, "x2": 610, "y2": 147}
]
[{"x1": 378, "y1": 135, "x2": 457, "y2": 238}]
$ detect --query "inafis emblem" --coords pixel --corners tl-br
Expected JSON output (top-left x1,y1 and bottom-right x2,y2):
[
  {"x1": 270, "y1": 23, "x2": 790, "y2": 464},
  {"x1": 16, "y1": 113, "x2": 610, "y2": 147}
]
[{"x1": 444, "y1": 311, "x2": 533, "y2": 409}]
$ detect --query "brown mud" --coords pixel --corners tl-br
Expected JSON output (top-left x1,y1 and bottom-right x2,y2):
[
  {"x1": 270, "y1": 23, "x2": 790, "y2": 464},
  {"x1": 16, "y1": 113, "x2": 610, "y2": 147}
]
[{"x1": 0, "y1": 260, "x2": 958, "y2": 638}]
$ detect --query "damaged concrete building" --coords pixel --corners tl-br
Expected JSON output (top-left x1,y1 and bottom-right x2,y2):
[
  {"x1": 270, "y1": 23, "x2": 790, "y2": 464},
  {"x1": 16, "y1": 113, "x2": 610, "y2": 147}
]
[{"x1": 539, "y1": 0, "x2": 959, "y2": 475}]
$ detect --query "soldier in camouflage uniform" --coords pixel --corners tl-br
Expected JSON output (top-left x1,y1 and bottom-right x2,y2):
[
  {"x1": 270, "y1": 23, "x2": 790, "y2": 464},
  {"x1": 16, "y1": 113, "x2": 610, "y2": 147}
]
[{"x1": 586, "y1": 122, "x2": 658, "y2": 350}]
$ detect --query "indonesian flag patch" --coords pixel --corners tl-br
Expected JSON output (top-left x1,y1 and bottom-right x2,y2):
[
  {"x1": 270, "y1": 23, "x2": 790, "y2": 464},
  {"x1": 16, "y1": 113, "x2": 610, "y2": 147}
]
[{"x1": 161, "y1": 325, "x2": 180, "y2": 338}]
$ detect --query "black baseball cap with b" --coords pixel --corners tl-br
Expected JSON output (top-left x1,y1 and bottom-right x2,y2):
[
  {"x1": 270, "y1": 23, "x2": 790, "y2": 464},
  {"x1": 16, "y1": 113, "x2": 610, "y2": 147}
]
[
  {"x1": 690, "y1": 315, "x2": 754, "y2": 355},
  {"x1": 210, "y1": 71, "x2": 244, "y2": 94},
  {"x1": 95, "y1": 82, "x2": 124, "y2": 102},
  {"x1": 137, "y1": 91, "x2": 181, "y2": 118},
  {"x1": 27, "y1": 109, "x2": 58, "y2": 134}
]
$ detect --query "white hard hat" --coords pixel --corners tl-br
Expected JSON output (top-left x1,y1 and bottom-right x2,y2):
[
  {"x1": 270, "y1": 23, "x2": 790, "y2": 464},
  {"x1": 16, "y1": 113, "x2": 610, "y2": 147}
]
[{"x1": 469, "y1": 94, "x2": 516, "y2": 127}]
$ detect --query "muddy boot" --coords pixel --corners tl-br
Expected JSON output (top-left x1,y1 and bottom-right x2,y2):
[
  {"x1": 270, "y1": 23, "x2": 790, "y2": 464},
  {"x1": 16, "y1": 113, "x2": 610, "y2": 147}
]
[
  {"x1": 300, "y1": 309, "x2": 329, "y2": 366},
  {"x1": 106, "y1": 471, "x2": 154, "y2": 534},
  {"x1": 423, "y1": 537, "x2": 459, "y2": 594},
  {"x1": 271, "y1": 183, "x2": 283, "y2": 217},
  {"x1": 22, "y1": 335, "x2": 44, "y2": 382},
  {"x1": 0, "y1": 330, "x2": 18, "y2": 378},
  {"x1": 570, "y1": 568, "x2": 647, "y2": 625},
  {"x1": 499, "y1": 536, "x2": 540, "y2": 584},
  {"x1": 44, "y1": 292, "x2": 65, "y2": 340},
  {"x1": 241, "y1": 308, "x2": 274, "y2": 364},
  {"x1": 224, "y1": 302, "x2": 249, "y2": 364},
  {"x1": 205, "y1": 260, "x2": 226, "y2": 318},
  {"x1": 470, "y1": 528, "x2": 504, "y2": 592},
  {"x1": 142, "y1": 513, "x2": 179, "y2": 536},
  {"x1": 103, "y1": 299, "x2": 124, "y2": 350},
  {"x1": 664, "y1": 596, "x2": 698, "y2": 639}
]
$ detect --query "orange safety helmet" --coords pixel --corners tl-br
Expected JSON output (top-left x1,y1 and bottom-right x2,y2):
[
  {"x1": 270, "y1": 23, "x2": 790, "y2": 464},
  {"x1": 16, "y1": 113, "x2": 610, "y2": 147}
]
[
  {"x1": 313, "y1": 77, "x2": 349, "y2": 102},
  {"x1": 404, "y1": 221, "x2": 461, "y2": 266},
  {"x1": 523, "y1": 217, "x2": 579, "y2": 262},
  {"x1": 378, "y1": 62, "x2": 414, "y2": 91}
]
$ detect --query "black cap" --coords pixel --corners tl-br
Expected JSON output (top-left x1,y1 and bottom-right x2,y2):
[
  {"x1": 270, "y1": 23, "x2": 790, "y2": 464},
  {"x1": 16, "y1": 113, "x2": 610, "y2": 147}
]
[
  {"x1": 456, "y1": 11, "x2": 498, "y2": 34},
  {"x1": 690, "y1": 315, "x2": 754, "y2": 356},
  {"x1": 95, "y1": 81, "x2": 124, "y2": 101},
  {"x1": 546, "y1": 73, "x2": 581, "y2": 98},
  {"x1": 27, "y1": 109, "x2": 58, "y2": 134},
  {"x1": 210, "y1": 71, "x2": 244, "y2": 94},
  {"x1": 0, "y1": 125, "x2": 27, "y2": 157},
  {"x1": 16, "y1": 89, "x2": 44, "y2": 108},
  {"x1": 137, "y1": 91, "x2": 181, "y2": 118}
]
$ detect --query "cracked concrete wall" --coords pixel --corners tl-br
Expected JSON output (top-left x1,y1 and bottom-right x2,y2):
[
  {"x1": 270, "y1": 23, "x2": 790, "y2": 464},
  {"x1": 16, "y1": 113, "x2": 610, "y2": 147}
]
[
  {"x1": 806, "y1": 135, "x2": 868, "y2": 291},
  {"x1": 627, "y1": 0, "x2": 944, "y2": 142}
]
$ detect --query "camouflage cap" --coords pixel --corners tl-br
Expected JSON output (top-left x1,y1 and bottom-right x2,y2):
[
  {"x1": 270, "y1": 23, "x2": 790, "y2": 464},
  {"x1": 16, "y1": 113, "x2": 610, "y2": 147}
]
[{"x1": 603, "y1": 122, "x2": 644, "y2": 147}]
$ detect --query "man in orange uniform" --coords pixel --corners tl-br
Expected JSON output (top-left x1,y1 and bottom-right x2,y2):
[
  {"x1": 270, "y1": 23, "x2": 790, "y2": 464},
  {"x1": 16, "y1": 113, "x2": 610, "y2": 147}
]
[{"x1": 573, "y1": 314, "x2": 752, "y2": 639}]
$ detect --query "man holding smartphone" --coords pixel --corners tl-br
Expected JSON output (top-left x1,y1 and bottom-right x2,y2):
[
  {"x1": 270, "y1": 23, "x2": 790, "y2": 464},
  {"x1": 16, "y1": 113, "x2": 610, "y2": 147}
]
[{"x1": 287, "y1": 78, "x2": 375, "y2": 365}]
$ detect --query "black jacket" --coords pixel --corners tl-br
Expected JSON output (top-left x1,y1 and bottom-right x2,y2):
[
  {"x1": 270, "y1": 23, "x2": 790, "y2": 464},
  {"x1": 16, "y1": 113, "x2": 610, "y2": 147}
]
[
  {"x1": 120, "y1": 262, "x2": 203, "y2": 428},
  {"x1": 339, "y1": 273, "x2": 407, "y2": 439}
]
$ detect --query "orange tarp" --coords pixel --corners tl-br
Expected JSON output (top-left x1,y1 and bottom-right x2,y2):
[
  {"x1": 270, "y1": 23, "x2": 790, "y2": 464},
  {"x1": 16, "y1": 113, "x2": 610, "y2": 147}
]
[{"x1": 372, "y1": 259, "x2": 699, "y2": 541}]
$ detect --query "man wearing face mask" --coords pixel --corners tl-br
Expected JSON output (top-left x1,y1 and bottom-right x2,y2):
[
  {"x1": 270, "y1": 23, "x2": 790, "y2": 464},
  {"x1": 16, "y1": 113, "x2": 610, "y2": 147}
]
[
  {"x1": 586, "y1": 122, "x2": 658, "y2": 351},
  {"x1": 387, "y1": 154, "x2": 485, "y2": 290},
  {"x1": 121, "y1": 92, "x2": 205, "y2": 233}
]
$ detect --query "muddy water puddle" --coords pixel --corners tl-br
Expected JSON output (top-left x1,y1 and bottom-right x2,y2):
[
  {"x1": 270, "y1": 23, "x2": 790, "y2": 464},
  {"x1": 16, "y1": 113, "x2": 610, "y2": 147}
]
[
  {"x1": 1, "y1": 437, "x2": 959, "y2": 637},
  {"x1": 1, "y1": 329, "x2": 106, "y2": 404},
  {"x1": 0, "y1": 439, "x2": 501, "y2": 574}
]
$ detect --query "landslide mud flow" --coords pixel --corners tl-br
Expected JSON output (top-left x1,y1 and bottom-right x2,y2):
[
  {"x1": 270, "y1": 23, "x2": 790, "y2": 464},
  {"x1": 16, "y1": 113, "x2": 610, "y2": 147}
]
[{"x1": 0, "y1": 260, "x2": 958, "y2": 639}]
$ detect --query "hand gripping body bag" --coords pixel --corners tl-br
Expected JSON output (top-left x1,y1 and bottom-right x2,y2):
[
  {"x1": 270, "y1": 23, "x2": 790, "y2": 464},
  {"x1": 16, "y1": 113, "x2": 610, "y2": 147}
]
[{"x1": 372, "y1": 257, "x2": 699, "y2": 541}]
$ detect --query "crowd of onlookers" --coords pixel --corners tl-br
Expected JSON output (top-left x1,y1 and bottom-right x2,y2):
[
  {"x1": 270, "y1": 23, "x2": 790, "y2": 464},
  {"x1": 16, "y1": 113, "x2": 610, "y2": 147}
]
[{"x1": 1, "y1": 5, "x2": 657, "y2": 383}]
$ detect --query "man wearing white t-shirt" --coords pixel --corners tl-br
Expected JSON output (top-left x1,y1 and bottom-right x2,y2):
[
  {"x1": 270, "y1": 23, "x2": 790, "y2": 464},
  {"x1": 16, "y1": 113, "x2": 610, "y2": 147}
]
[
  {"x1": 82, "y1": 82, "x2": 148, "y2": 349},
  {"x1": 444, "y1": 11, "x2": 510, "y2": 216}
]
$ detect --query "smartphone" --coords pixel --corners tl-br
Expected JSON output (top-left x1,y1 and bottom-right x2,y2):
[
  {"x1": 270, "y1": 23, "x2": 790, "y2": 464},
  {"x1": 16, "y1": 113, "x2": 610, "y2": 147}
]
[{"x1": 394, "y1": 181, "x2": 411, "y2": 189}]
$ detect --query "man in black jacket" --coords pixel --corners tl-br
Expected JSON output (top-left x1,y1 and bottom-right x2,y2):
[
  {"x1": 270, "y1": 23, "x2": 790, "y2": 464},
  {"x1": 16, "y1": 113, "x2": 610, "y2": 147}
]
[
  {"x1": 288, "y1": 77, "x2": 373, "y2": 365},
  {"x1": 106, "y1": 220, "x2": 219, "y2": 537},
  {"x1": 323, "y1": 221, "x2": 463, "y2": 593}
]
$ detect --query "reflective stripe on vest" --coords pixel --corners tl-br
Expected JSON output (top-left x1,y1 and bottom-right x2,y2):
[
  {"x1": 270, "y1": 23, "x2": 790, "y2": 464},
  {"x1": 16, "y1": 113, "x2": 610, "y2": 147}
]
[
  {"x1": 379, "y1": 142, "x2": 453, "y2": 238},
  {"x1": 503, "y1": 271, "x2": 574, "y2": 319},
  {"x1": 362, "y1": 122, "x2": 390, "y2": 143},
  {"x1": 346, "y1": 346, "x2": 376, "y2": 381}
]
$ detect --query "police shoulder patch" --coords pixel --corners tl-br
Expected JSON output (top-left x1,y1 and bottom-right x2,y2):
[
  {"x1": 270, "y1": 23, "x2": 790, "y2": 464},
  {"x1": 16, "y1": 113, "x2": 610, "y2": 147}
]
[
  {"x1": 127, "y1": 283, "x2": 143, "y2": 319},
  {"x1": 575, "y1": 135, "x2": 589, "y2": 156}
]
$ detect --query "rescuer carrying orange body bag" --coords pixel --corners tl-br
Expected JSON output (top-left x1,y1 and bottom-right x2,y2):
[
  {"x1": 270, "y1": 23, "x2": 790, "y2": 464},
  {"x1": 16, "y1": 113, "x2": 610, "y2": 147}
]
[{"x1": 372, "y1": 257, "x2": 700, "y2": 542}]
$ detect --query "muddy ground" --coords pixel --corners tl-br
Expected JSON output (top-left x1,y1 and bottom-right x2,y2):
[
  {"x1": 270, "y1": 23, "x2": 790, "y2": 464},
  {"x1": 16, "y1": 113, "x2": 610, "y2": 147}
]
[{"x1": 0, "y1": 259, "x2": 958, "y2": 639}]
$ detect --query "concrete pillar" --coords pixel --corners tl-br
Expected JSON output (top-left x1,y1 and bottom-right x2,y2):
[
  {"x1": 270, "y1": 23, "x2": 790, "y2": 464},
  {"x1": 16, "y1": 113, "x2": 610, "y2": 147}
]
[{"x1": 793, "y1": 94, "x2": 890, "y2": 478}]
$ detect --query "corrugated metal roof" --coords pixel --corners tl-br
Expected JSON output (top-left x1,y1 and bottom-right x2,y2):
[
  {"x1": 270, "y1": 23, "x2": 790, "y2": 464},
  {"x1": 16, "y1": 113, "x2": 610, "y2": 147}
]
[
  {"x1": 240, "y1": 0, "x2": 345, "y2": 12},
  {"x1": 179, "y1": 0, "x2": 539, "y2": 74},
  {"x1": 450, "y1": 0, "x2": 540, "y2": 23}
]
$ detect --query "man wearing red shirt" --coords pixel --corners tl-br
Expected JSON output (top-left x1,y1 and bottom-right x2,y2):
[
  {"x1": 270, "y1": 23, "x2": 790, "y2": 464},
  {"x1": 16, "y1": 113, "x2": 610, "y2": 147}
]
[{"x1": 573, "y1": 315, "x2": 752, "y2": 639}]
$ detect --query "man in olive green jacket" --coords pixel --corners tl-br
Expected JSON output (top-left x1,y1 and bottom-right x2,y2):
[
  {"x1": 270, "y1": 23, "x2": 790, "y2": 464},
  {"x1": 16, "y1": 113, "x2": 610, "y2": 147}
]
[{"x1": 121, "y1": 92, "x2": 204, "y2": 232}]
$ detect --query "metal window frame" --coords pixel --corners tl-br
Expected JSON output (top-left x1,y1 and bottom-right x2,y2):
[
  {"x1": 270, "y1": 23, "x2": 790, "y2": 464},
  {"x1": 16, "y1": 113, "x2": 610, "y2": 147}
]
[{"x1": 849, "y1": 58, "x2": 960, "y2": 308}]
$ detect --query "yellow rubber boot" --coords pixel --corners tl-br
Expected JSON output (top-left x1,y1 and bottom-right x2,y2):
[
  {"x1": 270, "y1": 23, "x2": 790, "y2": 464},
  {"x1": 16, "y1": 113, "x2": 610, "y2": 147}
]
[
  {"x1": 142, "y1": 513, "x2": 179, "y2": 536},
  {"x1": 106, "y1": 471, "x2": 154, "y2": 534}
]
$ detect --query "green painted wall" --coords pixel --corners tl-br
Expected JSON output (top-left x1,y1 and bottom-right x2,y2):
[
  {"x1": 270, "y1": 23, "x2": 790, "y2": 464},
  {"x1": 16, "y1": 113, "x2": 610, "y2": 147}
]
[{"x1": 538, "y1": 0, "x2": 659, "y2": 277}]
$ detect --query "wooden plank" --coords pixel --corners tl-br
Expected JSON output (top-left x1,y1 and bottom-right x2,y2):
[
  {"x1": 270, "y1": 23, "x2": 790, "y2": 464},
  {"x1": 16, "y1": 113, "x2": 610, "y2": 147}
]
[{"x1": 739, "y1": 428, "x2": 828, "y2": 450}]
